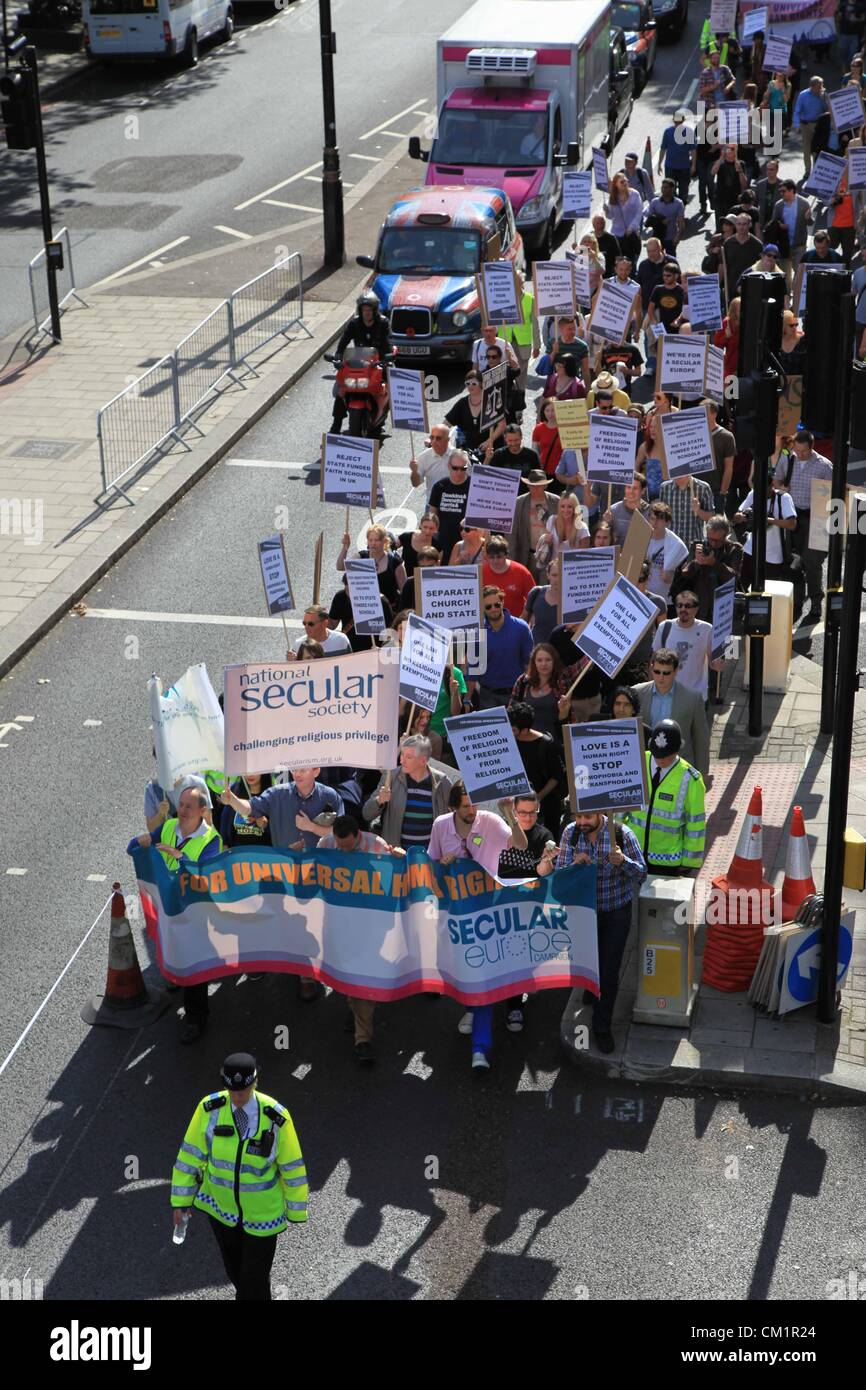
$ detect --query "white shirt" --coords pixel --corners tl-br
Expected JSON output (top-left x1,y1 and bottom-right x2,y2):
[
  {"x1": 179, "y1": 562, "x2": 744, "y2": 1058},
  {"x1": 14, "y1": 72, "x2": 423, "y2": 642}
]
[
  {"x1": 741, "y1": 488, "x2": 797, "y2": 566},
  {"x1": 646, "y1": 530, "x2": 689, "y2": 600},
  {"x1": 293, "y1": 629, "x2": 352, "y2": 656},
  {"x1": 653, "y1": 618, "x2": 713, "y2": 699},
  {"x1": 414, "y1": 444, "x2": 454, "y2": 498},
  {"x1": 471, "y1": 336, "x2": 519, "y2": 372},
  {"x1": 544, "y1": 514, "x2": 590, "y2": 556},
  {"x1": 232, "y1": 1094, "x2": 259, "y2": 1139}
]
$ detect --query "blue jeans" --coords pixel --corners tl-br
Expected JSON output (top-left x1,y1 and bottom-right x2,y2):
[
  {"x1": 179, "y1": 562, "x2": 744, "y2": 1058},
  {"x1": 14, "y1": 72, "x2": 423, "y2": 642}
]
[
  {"x1": 471, "y1": 1005, "x2": 493, "y2": 1055},
  {"x1": 591, "y1": 904, "x2": 634, "y2": 1035}
]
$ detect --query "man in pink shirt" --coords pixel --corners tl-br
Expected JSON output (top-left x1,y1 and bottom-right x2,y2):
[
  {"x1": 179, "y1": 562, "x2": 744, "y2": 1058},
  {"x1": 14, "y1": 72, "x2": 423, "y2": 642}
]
[{"x1": 428, "y1": 781, "x2": 527, "y2": 1071}]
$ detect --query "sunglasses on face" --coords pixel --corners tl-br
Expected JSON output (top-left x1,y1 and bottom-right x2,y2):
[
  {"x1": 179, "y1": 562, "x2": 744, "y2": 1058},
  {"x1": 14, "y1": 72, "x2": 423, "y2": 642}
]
[
  {"x1": 652, "y1": 666, "x2": 674, "y2": 675},
  {"x1": 484, "y1": 602, "x2": 502, "y2": 612},
  {"x1": 303, "y1": 619, "x2": 319, "y2": 627},
  {"x1": 450, "y1": 462, "x2": 467, "y2": 471},
  {"x1": 677, "y1": 603, "x2": 698, "y2": 610}
]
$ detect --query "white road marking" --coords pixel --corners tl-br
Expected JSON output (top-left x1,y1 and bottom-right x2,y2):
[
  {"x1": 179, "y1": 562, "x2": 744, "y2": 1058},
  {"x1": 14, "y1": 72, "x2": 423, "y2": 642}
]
[
  {"x1": 84, "y1": 608, "x2": 304, "y2": 630},
  {"x1": 6, "y1": 868, "x2": 28, "y2": 875},
  {"x1": 350, "y1": 152, "x2": 381, "y2": 163},
  {"x1": 668, "y1": 34, "x2": 701, "y2": 111},
  {"x1": 378, "y1": 130, "x2": 410, "y2": 140},
  {"x1": 225, "y1": 457, "x2": 310, "y2": 469},
  {"x1": 682, "y1": 78, "x2": 698, "y2": 108},
  {"x1": 86, "y1": 874, "x2": 107, "y2": 882},
  {"x1": 214, "y1": 224, "x2": 253, "y2": 241},
  {"x1": 359, "y1": 98, "x2": 425, "y2": 141},
  {"x1": 82, "y1": 719, "x2": 102, "y2": 727},
  {"x1": 91, "y1": 237, "x2": 190, "y2": 287},
  {"x1": 263, "y1": 199, "x2": 321, "y2": 213},
  {"x1": 234, "y1": 159, "x2": 323, "y2": 211},
  {"x1": 13, "y1": 715, "x2": 34, "y2": 722}
]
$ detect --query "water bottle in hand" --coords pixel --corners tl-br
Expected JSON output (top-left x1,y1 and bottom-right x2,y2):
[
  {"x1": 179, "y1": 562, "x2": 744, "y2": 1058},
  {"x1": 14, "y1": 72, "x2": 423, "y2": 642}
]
[{"x1": 173, "y1": 1212, "x2": 190, "y2": 1245}]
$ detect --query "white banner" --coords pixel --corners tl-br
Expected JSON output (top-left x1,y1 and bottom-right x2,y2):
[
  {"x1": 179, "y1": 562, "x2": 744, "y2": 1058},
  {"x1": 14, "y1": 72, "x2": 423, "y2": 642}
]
[
  {"x1": 742, "y1": 6, "x2": 767, "y2": 38},
  {"x1": 444, "y1": 708, "x2": 532, "y2": 803},
  {"x1": 589, "y1": 280, "x2": 639, "y2": 344},
  {"x1": 479, "y1": 260, "x2": 522, "y2": 326},
  {"x1": 258, "y1": 534, "x2": 294, "y2": 616},
  {"x1": 828, "y1": 85, "x2": 865, "y2": 136},
  {"x1": 345, "y1": 557, "x2": 386, "y2": 636},
  {"x1": 416, "y1": 565, "x2": 482, "y2": 635},
  {"x1": 762, "y1": 32, "x2": 792, "y2": 70},
  {"x1": 565, "y1": 718, "x2": 648, "y2": 815},
  {"x1": 533, "y1": 260, "x2": 576, "y2": 317},
  {"x1": 574, "y1": 574, "x2": 660, "y2": 679},
  {"x1": 587, "y1": 413, "x2": 639, "y2": 488},
  {"x1": 464, "y1": 462, "x2": 521, "y2": 535},
  {"x1": 320, "y1": 433, "x2": 379, "y2": 508},
  {"x1": 803, "y1": 152, "x2": 846, "y2": 201},
  {"x1": 709, "y1": 0, "x2": 738, "y2": 31},
  {"x1": 560, "y1": 546, "x2": 617, "y2": 625},
  {"x1": 714, "y1": 102, "x2": 751, "y2": 146},
  {"x1": 567, "y1": 250, "x2": 593, "y2": 308},
  {"x1": 398, "y1": 612, "x2": 452, "y2": 713},
  {"x1": 704, "y1": 343, "x2": 726, "y2": 405},
  {"x1": 592, "y1": 147, "x2": 609, "y2": 192},
  {"x1": 849, "y1": 147, "x2": 866, "y2": 191},
  {"x1": 657, "y1": 333, "x2": 708, "y2": 397},
  {"x1": 659, "y1": 406, "x2": 715, "y2": 480},
  {"x1": 562, "y1": 169, "x2": 593, "y2": 219},
  {"x1": 388, "y1": 366, "x2": 429, "y2": 433},
  {"x1": 686, "y1": 275, "x2": 723, "y2": 332},
  {"x1": 149, "y1": 664, "x2": 225, "y2": 793},
  {"x1": 711, "y1": 577, "x2": 736, "y2": 660}
]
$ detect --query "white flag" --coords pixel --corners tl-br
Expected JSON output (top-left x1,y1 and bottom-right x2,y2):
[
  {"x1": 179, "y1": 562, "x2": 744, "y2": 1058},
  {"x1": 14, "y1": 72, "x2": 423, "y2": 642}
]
[{"x1": 149, "y1": 663, "x2": 224, "y2": 793}]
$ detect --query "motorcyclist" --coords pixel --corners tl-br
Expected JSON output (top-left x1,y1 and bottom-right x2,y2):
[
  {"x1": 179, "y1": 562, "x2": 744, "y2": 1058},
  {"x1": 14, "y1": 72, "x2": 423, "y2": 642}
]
[{"x1": 331, "y1": 290, "x2": 392, "y2": 433}]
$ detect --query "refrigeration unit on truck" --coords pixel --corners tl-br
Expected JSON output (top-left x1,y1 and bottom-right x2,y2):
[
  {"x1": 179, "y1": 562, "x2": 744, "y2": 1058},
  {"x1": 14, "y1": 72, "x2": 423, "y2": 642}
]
[{"x1": 408, "y1": 0, "x2": 611, "y2": 261}]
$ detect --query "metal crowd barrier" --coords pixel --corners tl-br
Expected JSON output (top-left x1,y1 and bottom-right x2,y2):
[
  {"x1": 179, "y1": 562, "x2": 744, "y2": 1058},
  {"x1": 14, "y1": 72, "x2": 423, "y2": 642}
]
[{"x1": 28, "y1": 227, "x2": 88, "y2": 340}]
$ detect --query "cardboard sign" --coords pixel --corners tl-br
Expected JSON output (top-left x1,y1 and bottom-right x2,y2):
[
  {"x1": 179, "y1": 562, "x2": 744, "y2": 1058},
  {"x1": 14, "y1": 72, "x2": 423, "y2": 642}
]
[
  {"x1": 657, "y1": 333, "x2": 707, "y2": 397},
  {"x1": 464, "y1": 462, "x2": 521, "y2": 535},
  {"x1": 762, "y1": 32, "x2": 792, "y2": 70},
  {"x1": 320, "y1": 433, "x2": 379, "y2": 508},
  {"x1": 742, "y1": 5, "x2": 767, "y2": 39},
  {"x1": 258, "y1": 534, "x2": 294, "y2": 616},
  {"x1": 345, "y1": 557, "x2": 386, "y2": 637},
  {"x1": 533, "y1": 260, "x2": 576, "y2": 318},
  {"x1": 415, "y1": 564, "x2": 482, "y2": 634},
  {"x1": 573, "y1": 574, "x2": 660, "y2": 680},
  {"x1": 704, "y1": 343, "x2": 726, "y2": 405},
  {"x1": 714, "y1": 102, "x2": 751, "y2": 145},
  {"x1": 592, "y1": 146, "x2": 609, "y2": 192},
  {"x1": 562, "y1": 169, "x2": 593, "y2": 219},
  {"x1": 398, "y1": 612, "x2": 452, "y2": 713},
  {"x1": 478, "y1": 260, "x2": 522, "y2": 326},
  {"x1": 388, "y1": 366, "x2": 429, "y2": 433},
  {"x1": 659, "y1": 406, "x2": 715, "y2": 480},
  {"x1": 479, "y1": 360, "x2": 508, "y2": 434},
  {"x1": 803, "y1": 152, "x2": 846, "y2": 201},
  {"x1": 564, "y1": 719, "x2": 649, "y2": 815},
  {"x1": 777, "y1": 374, "x2": 803, "y2": 436},
  {"x1": 568, "y1": 251, "x2": 593, "y2": 309},
  {"x1": 808, "y1": 476, "x2": 833, "y2": 553},
  {"x1": 223, "y1": 649, "x2": 399, "y2": 774},
  {"x1": 850, "y1": 147, "x2": 866, "y2": 192},
  {"x1": 828, "y1": 85, "x2": 865, "y2": 136},
  {"x1": 709, "y1": 0, "x2": 737, "y2": 31},
  {"x1": 685, "y1": 275, "x2": 723, "y2": 333},
  {"x1": 616, "y1": 508, "x2": 653, "y2": 584},
  {"x1": 711, "y1": 576, "x2": 736, "y2": 661},
  {"x1": 554, "y1": 397, "x2": 590, "y2": 451},
  {"x1": 587, "y1": 413, "x2": 639, "y2": 488},
  {"x1": 795, "y1": 262, "x2": 849, "y2": 316},
  {"x1": 443, "y1": 707, "x2": 532, "y2": 804},
  {"x1": 588, "y1": 280, "x2": 640, "y2": 344},
  {"x1": 560, "y1": 546, "x2": 617, "y2": 624}
]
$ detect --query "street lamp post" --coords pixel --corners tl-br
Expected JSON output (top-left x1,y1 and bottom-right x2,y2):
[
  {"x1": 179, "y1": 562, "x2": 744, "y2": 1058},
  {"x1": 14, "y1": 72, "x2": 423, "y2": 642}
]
[{"x1": 318, "y1": 0, "x2": 344, "y2": 269}]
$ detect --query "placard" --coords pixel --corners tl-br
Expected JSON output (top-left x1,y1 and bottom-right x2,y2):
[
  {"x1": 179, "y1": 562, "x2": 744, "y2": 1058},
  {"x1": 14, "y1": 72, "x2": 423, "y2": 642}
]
[
  {"x1": 560, "y1": 546, "x2": 617, "y2": 624},
  {"x1": 588, "y1": 279, "x2": 640, "y2": 344},
  {"x1": 415, "y1": 564, "x2": 482, "y2": 634},
  {"x1": 573, "y1": 574, "x2": 661, "y2": 680},
  {"x1": 477, "y1": 260, "x2": 522, "y2": 326},
  {"x1": 258, "y1": 534, "x2": 294, "y2": 616},
  {"x1": 802, "y1": 151, "x2": 846, "y2": 201},
  {"x1": 808, "y1": 476, "x2": 833, "y2": 553},
  {"x1": 564, "y1": 719, "x2": 649, "y2": 815},
  {"x1": 850, "y1": 147, "x2": 866, "y2": 192},
  {"x1": 562, "y1": 169, "x2": 593, "y2": 219},
  {"x1": 657, "y1": 333, "x2": 707, "y2": 397},
  {"x1": 345, "y1": 556, "x2": 386, "y2": 636},
  {"x1": 795, "y1": 261, "x2": 849, "y2": 316},
  {"x1": 554, "y1": 397, "x2": 590, "y2": 451},
  {"x1": 480, "y1": 359, "x2": 508, "y2": 434},
  {"x1": 658, "y1": 406, "x2": 714, "y2": 480},
  {"x1": 616, "y1": 508, "x2": 653, "y2": 584},
  {"x1": 742, "y1": 6, "x2": 767, "y2": 39},
  {"x1": 828, "y1": 85, "x2": 865, "y2": 136},
  {"x1": 566, "y1": 249, "x2": 593, "y2": 309},
  {"x1": 443, "y1": 707, "x2": 532, "y2": 804},
  {"x1": 388, "y1": 366, "x2": 429, "y2": 433},
  {"x1": 463, "y1": 462, "x2": 521, "y2": 535},
  {"x1": 762, "y1": 32, "x2": 792, "y2": 71},
  {"x1": 709, "y1": 0, "x2": 737, "y2": 31},
  {"x1": 685, "y1": 275, "x2": 723, "y2": 333},
  {"x1": 320, "y1": 433, "x2": 379, "y2": 508},
  {"x1": 592, "y1": 146, "x2": 609, "y2": 193},
  {"x1": 711, "y1": 576, "x2": 736, "y2": 661},
  {"x1": 587, "y1": 413, "x2": 639, "y2": 488},
  {"x1": 704, "y1": 343, "x2": 726, "y2": 405},
  {"x1": 533, "y1": 260, "x2": 576, "y2": 317},
  {"x1": 398, "y1": 612, "x2": 452, "y2": 713},
  {"x1": 714, "y1": 102, "x2": 751, "y2": 146}
]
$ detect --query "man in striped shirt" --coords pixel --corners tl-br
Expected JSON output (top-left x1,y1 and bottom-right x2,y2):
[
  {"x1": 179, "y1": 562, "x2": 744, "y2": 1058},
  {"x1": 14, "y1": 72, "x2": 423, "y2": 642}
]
[{"x1": 362, "y1": 734, "x2": 452, "y2": 851}]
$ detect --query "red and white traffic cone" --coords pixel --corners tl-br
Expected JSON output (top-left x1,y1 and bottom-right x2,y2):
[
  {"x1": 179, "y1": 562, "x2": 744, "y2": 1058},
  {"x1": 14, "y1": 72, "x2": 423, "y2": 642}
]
[
  {"x1": 82, "y1": 883, "x2": 170, "y2": 1029},
  {"x1": 781, "y1": 806, "x2": 816, "y2": 922},
  {"x1": 702, "y1": 788, "x2": 776, "y2": 992}
]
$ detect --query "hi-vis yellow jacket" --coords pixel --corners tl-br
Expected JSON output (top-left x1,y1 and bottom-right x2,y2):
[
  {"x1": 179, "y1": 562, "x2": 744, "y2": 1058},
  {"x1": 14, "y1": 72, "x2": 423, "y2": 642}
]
[{"x1": 172, "y1": 1090, "x2": 308, "y2": 1236}]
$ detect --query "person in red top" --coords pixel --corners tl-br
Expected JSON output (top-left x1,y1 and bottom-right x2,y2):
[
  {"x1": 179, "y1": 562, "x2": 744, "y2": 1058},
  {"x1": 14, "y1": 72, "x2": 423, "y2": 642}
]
[
  {"x1": 713, "y1": 295, "x2": 740, "y2": 384},
  {"x1": 829, "y1": 170, "x2": 856, "y2": 264},
  {"x1": 532, "y1": 398, "x2": 564, "y2": 482},
  {"x1": 482, "y1": 535, "x2": 534, "y2": 616}
]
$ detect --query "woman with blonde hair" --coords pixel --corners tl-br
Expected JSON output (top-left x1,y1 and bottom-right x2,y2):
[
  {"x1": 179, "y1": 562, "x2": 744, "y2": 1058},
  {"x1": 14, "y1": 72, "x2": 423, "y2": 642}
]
[
  {"x1": 540, "y1": 491, "x2": 590, "y2": 565},
  {"x1": 576, "y1": 233, "x2": 604, "y2": 296},
  {"x1": 338, "y1": 522, "x2": 406, "y2": 608},
  {"x1": 604, "y1": 171, "x2": 643, "y2": 263}
]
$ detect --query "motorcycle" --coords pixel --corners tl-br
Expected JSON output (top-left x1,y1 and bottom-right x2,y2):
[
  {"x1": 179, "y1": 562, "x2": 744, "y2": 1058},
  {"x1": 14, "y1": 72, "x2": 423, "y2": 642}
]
[{"x1": 323, "y1": 347, "x2": 390, "y2": 438}]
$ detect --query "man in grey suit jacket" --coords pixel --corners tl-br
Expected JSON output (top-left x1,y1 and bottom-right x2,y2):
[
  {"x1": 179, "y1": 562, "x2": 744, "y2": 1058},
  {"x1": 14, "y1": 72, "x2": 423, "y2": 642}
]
[
  {"x1": 508, "y1": 471, "x2": 560, "y2": 577},
  {"x1": 633, "y1": 648, "x2": 710, "y2": 777},
  {"x1": 772, "y1": 182, "x2": 814, "y2": 275}
]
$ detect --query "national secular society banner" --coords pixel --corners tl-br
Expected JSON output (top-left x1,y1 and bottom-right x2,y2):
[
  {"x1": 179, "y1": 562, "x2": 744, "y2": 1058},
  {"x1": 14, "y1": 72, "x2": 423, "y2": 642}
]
[{"x1": 131, "y1": 845, "x2": 599, "y2": 1007}]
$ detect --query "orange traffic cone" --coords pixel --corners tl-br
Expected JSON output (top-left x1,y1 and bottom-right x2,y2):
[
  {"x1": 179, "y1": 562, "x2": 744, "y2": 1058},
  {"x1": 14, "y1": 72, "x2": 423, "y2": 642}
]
[
  {"x1": 82, "y1": 883, "x2": 170, "y2": 1028},
  {"x1": 781, "y1": 806, "x2": 816, "y2": 922},
  {"x1": 702, "y1": 788, "x2": 776, "y2": 992}
]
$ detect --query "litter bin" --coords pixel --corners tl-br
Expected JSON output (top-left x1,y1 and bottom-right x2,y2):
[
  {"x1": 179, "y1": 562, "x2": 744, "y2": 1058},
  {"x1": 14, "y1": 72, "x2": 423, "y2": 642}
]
[{"x1": 633, "y1": 876, "x2": 697, "y2": 1027}]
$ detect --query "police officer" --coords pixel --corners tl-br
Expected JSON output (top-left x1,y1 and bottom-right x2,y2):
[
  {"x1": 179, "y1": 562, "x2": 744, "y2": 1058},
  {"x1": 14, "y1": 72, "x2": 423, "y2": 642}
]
[
  {"x1": 331, "y1": 290, "x2": 392, "y2": 433},
  {"x1": 171, "y1": 1053, "x2": 308, "y2": 1300},
  {"x1": 624, "y1": 720, "x2": 706, "y2": 876}
]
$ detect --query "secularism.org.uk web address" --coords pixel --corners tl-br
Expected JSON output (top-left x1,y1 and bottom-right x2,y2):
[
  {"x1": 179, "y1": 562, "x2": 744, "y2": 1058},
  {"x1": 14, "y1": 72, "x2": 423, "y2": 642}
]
[{"x1": 681, "y1": 1350, "x2": 816, "y2": 1365}]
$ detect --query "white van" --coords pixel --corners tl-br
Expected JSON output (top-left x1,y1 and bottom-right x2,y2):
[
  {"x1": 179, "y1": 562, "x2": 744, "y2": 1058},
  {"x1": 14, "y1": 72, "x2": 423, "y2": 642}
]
[{"x1": 83, "y1": 0, "x2": 234, "y2": 67}]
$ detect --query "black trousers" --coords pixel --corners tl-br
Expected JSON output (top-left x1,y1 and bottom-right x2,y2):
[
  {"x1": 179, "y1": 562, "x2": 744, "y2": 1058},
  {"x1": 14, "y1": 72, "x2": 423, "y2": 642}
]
[
  {"x1": 184, "y1": 983, "x2": 209, "y2": 1023},
  {"x1": 208, "y1": 1215, "x2": 278, "y2": 1300}
]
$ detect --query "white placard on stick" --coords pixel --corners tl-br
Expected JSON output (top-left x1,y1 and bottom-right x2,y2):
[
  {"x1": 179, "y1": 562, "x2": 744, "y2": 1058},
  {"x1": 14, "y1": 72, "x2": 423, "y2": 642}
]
[
  {"x1": 849, "y1": 147, "x2": 866, "y2": 191},
  {"x1": 589, "y1": 280, "x2": 639, "y2": 344},
  {"x1": 567, "y1": 250, "x2": 593, "y2": 308},
  {"x1": 657, "y1": 333, "x2": 708, "y2": 397},
  {"x1": 714, "y1": 101, "x2": 751, "y2": 146},
  {"x1": 443, "y1": 707, "x2": 532, "y2": 804},
  {"x1": 762, "y1": 32, "x2": 792, "y2": 71},
  {"x1": 573, "y1": 574, "x2": 661, "y2": 680},
  {"x1": 345, "y1": 557, "x2": 386, "y2": 637},
  {"x1": 710, "y1": 0, "x2": 737, "y2": 32},
  {"x1": 808, "y1": 477, "x2": 833, "y2": 554},
  {"x1": 562, "y1": 169, "x2": 593, "y2": 219},
  {"x1": 564, "y1": 718, "x2": 649, "y2": 816},
  {"x1": 320, "y1": 433, "x2": 379, "y2": 508},
  {"x1": 560, "y1": 546, "x2": 617, "y2": 625},
  {"x1": 742, "y1": 6, "x2": 768, "y2": 39},
  {"x1": 796, "y1": 261, "x2": 849, "y2": 316},
  {"x1": 415, "y1": 564, "x2": 482, "y2": 634},
  {"x1": 480, "y1": 359, "x2": 508, "y2": 434},
  {"x1": 478, "y1": 260, "x2": 522, "y2": 326},
  {"x1": 704, "y1": 343, "x2": 726, "y2": 405},
  {"x1": 592, "y1": 147, "x2": 609, "y2": 192},
  {"x1": 828, "y1": 85, "x2": 865, "y2": 136},
  {"x1": 533, "y1": 260, "x2": 576, "y2": 318},
  {"x1": 803, "y1": 151, "x2": 847, "y2": 201},
  {"x1": 587, "y1": 413, "x2": 639, "y2": 488},
  {"x1": 388, "y1": 366, "x2": 428, "y2": 433},
  {"x1": 258, "y1": 534, "x2": 294, "y2": 616},
  {"x1": 398, "y1": 612, "x2": 452, "y2": 713},
  {"x1": 711, "y1": 577, "x2": 736, "y2": 661},
  {"x1": 685, "y1": 275, "x2": 723, "y2": 333},
  {"x1": 463, "y1": 462, "x2": 521, "y2": 535},
  {"x1": 658, "y1": 406, "x2": 715, "y2": 480}
]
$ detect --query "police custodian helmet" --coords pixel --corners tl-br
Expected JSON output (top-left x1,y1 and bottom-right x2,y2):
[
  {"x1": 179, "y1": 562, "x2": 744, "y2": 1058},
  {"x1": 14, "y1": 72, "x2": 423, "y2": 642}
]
[
  {"x1": 220, "y1": 1053, "x2": 258, "y2": 1090},
  {"x1": 648, "y1": 719, "x2": 682, "y2": 758}
]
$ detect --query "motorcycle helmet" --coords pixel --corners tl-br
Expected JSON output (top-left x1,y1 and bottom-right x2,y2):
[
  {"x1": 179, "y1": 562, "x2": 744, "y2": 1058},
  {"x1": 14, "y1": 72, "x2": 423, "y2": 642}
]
[{"x1": 357, "y1": 289, "x2": 380, "y2": 316}]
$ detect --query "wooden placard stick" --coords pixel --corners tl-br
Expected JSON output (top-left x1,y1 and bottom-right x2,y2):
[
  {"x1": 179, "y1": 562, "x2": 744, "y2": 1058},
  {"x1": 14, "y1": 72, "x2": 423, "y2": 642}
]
[
  {"x1": 563, "y1": 659, "x2": 592, "y2": 702},
  {"x1": 312, "y1": 531, "x2": 323, "y2": 606}
]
